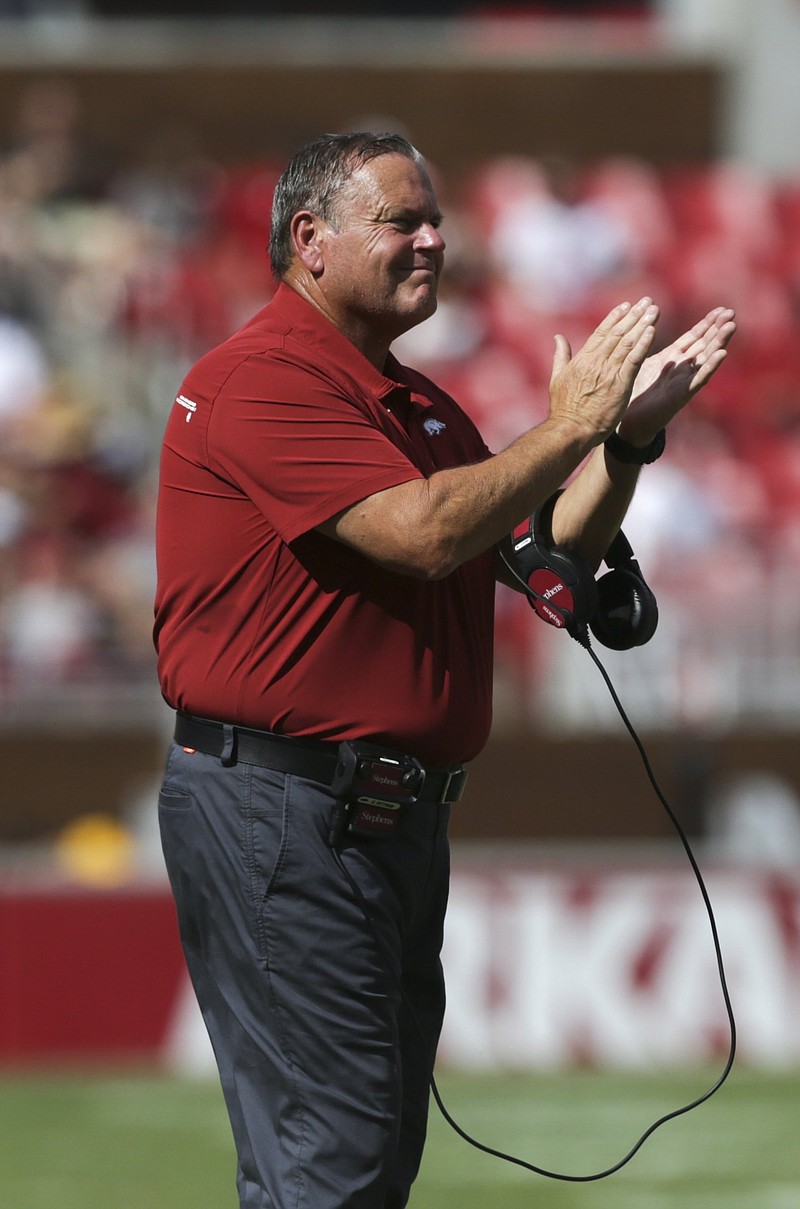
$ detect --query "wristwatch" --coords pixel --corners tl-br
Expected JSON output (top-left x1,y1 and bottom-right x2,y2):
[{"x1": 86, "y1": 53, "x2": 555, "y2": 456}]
[{"x1": 604, "y1": 428, "x2": 666, "y2": 465}]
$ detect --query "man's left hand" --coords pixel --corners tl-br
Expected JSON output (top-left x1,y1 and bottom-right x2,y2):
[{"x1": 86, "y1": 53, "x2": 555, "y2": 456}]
[{"x1": 617, "y1": 306, "x2": 736, "y2": 447}]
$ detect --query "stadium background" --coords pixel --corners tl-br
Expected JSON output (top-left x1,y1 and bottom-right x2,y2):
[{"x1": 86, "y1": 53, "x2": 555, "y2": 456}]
[{"x1": 0, "y1": 2, "x2": 799, "y2": 1202}]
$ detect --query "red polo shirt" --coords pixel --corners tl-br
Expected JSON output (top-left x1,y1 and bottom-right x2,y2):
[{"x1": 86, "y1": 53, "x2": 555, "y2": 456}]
[{"x1": 154, "y1": 284, "x2": 495, "y2": 766}]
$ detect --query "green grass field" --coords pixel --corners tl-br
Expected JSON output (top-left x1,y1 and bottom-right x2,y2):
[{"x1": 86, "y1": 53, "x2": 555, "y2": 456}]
[{"x1": 0, "y1": 1067, "x2": 797, "y2": 1208}]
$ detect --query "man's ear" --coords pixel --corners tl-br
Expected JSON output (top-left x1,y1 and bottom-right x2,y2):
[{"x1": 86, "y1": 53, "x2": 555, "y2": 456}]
[{"x1": 290, "y1": 210, "x2": 327, "y2": 275}]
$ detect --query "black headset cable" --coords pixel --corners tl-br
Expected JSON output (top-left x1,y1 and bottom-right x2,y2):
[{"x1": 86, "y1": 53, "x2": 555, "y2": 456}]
[{"x1": 424, "y1": 615, "x2": 737, "y2": 1181}]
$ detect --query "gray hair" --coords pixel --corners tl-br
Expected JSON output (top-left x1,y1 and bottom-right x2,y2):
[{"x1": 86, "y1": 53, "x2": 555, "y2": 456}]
[{"x1": 268, "y1": 131, "x2": 424, "y2": 279}]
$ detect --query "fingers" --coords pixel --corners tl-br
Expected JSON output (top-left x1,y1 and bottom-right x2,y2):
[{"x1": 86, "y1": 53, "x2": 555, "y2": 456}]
[
  {"x1": 606, "y1": 298, "x2": 659, "y2": 378},
  {"x1": 685, "y1": 313, "x2": 736, "y2": 382},
  {"x1": 689, "y1": 346, "x2": 729, "y2": 391},
  {"x1": 588, "y1": 296, "x2": 659, "y2": 355},
  {"x1": 549, "y1": 333, "x2": 572, "y2": 385},
  {"x1": 573, "y1": 298, "x2": 659, "y2": 389},
  {"x1": 671, "y1": 307, "x2": 737, "y2": 362},
  {"x1": 622, "y1": 306, "x2": 659, "y2": 371},
  {"x1": 622, "y1": 302, "x2": 735, "y2": 426},
  {"x1": 675, "y1": 309, "x2": 735, "y2": 394},
  {"x1": 700, "y1": 311, "x2": 737, "y2": 356},
  {"x1": 579, "y1": 299, "x2": 660, "y2": 385}
]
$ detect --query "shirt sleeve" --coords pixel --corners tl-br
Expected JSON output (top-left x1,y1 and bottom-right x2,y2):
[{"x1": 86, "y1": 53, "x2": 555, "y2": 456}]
[{"x1": 204, "y1": 352, "x2": 425, "y2": 544}]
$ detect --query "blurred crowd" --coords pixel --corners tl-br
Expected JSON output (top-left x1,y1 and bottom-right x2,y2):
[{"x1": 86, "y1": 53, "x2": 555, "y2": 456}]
[{"x1": 2, "y1": 80, "x2": 800, "y2": 718}]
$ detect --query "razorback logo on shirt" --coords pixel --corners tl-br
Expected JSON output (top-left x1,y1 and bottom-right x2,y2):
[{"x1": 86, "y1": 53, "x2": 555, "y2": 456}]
[{"x1": 423, "y1": 417, "x2": 447, "y2": 436}]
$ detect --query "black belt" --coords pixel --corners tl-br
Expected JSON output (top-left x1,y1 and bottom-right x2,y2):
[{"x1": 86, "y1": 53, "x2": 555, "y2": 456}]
[{"x1": 173, "y1": 712, "x2": 468, "y2": 805}]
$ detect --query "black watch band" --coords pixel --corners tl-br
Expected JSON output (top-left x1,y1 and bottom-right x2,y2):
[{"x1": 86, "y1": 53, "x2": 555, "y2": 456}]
[{"x1": 604, "y1": 428, "x2": 666, "y2": 465}]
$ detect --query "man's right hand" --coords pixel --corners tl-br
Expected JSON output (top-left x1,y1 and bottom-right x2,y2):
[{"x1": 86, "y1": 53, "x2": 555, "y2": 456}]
[{"x1": 548, "y1": 297, "x2": 660, "y2": 446}]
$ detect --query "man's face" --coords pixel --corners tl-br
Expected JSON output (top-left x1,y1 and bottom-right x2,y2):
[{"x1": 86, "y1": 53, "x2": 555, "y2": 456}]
[{"x1": 317, "y1": 153, "x2": 446, "y2": 347}]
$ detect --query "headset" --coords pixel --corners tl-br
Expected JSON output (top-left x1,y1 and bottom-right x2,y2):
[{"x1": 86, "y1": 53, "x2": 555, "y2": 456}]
[{"x1": 506, "y1": 492, "x2": 659, "y2": 651}]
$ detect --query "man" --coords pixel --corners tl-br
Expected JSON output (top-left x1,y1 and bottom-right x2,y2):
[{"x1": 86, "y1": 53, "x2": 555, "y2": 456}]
[{"x1": 154, "y1": 132, "x2": 735, "y2": 1209}]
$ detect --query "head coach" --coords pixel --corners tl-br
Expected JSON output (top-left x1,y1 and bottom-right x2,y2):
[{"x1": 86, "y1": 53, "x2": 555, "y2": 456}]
[{"x1": 153, "y1": 131, "x2": 735, "y2": 1208}]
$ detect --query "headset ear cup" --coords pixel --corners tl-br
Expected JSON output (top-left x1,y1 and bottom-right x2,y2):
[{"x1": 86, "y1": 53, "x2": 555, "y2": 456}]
[
  {"x1": 541, "y1": 547, "x2": 599, "y2": 625},
  {"x1": 590, "y1": 568, "x2": 659, "y2": 651}
]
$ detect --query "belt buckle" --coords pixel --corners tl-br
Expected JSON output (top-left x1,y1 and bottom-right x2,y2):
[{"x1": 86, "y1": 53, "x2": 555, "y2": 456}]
[{"x1": 438, "y1": 765, "x2": 467, "y2": 804}]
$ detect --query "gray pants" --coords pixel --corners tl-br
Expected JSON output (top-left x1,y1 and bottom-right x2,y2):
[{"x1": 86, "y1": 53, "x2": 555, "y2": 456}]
[{"x1": 158, "y1": 743, "x2": 451, "y2": 1209}]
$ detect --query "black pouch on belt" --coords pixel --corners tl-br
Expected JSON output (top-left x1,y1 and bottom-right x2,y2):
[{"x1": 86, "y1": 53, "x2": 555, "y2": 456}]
[{"x1": 327, "y1": 739, "x2": 426, "y2": 844}]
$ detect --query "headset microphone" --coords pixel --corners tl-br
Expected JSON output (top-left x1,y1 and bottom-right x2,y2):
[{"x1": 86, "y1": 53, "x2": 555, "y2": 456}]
[{"x1": 506, "y1": 497, "x2": 659, "y2": 651}]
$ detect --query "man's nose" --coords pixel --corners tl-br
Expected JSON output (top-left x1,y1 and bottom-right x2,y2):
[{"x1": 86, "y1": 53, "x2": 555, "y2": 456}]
[{"x1": 416, "y1": 223, "x2": 445, "y2": 252}]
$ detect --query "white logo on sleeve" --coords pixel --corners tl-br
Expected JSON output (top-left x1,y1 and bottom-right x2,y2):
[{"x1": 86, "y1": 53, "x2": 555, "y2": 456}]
[
  {"x1": 176, "y1": 394, "x2": 197, "y2": 422},
  {"x1": 423, "y1": 418, "x2": 447, "y2": 436}
]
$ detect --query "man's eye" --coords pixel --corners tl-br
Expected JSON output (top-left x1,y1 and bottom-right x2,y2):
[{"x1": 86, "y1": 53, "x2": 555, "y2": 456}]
[{"x1": 390, "y1": 216, "x2": 442, "y2": 232}]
